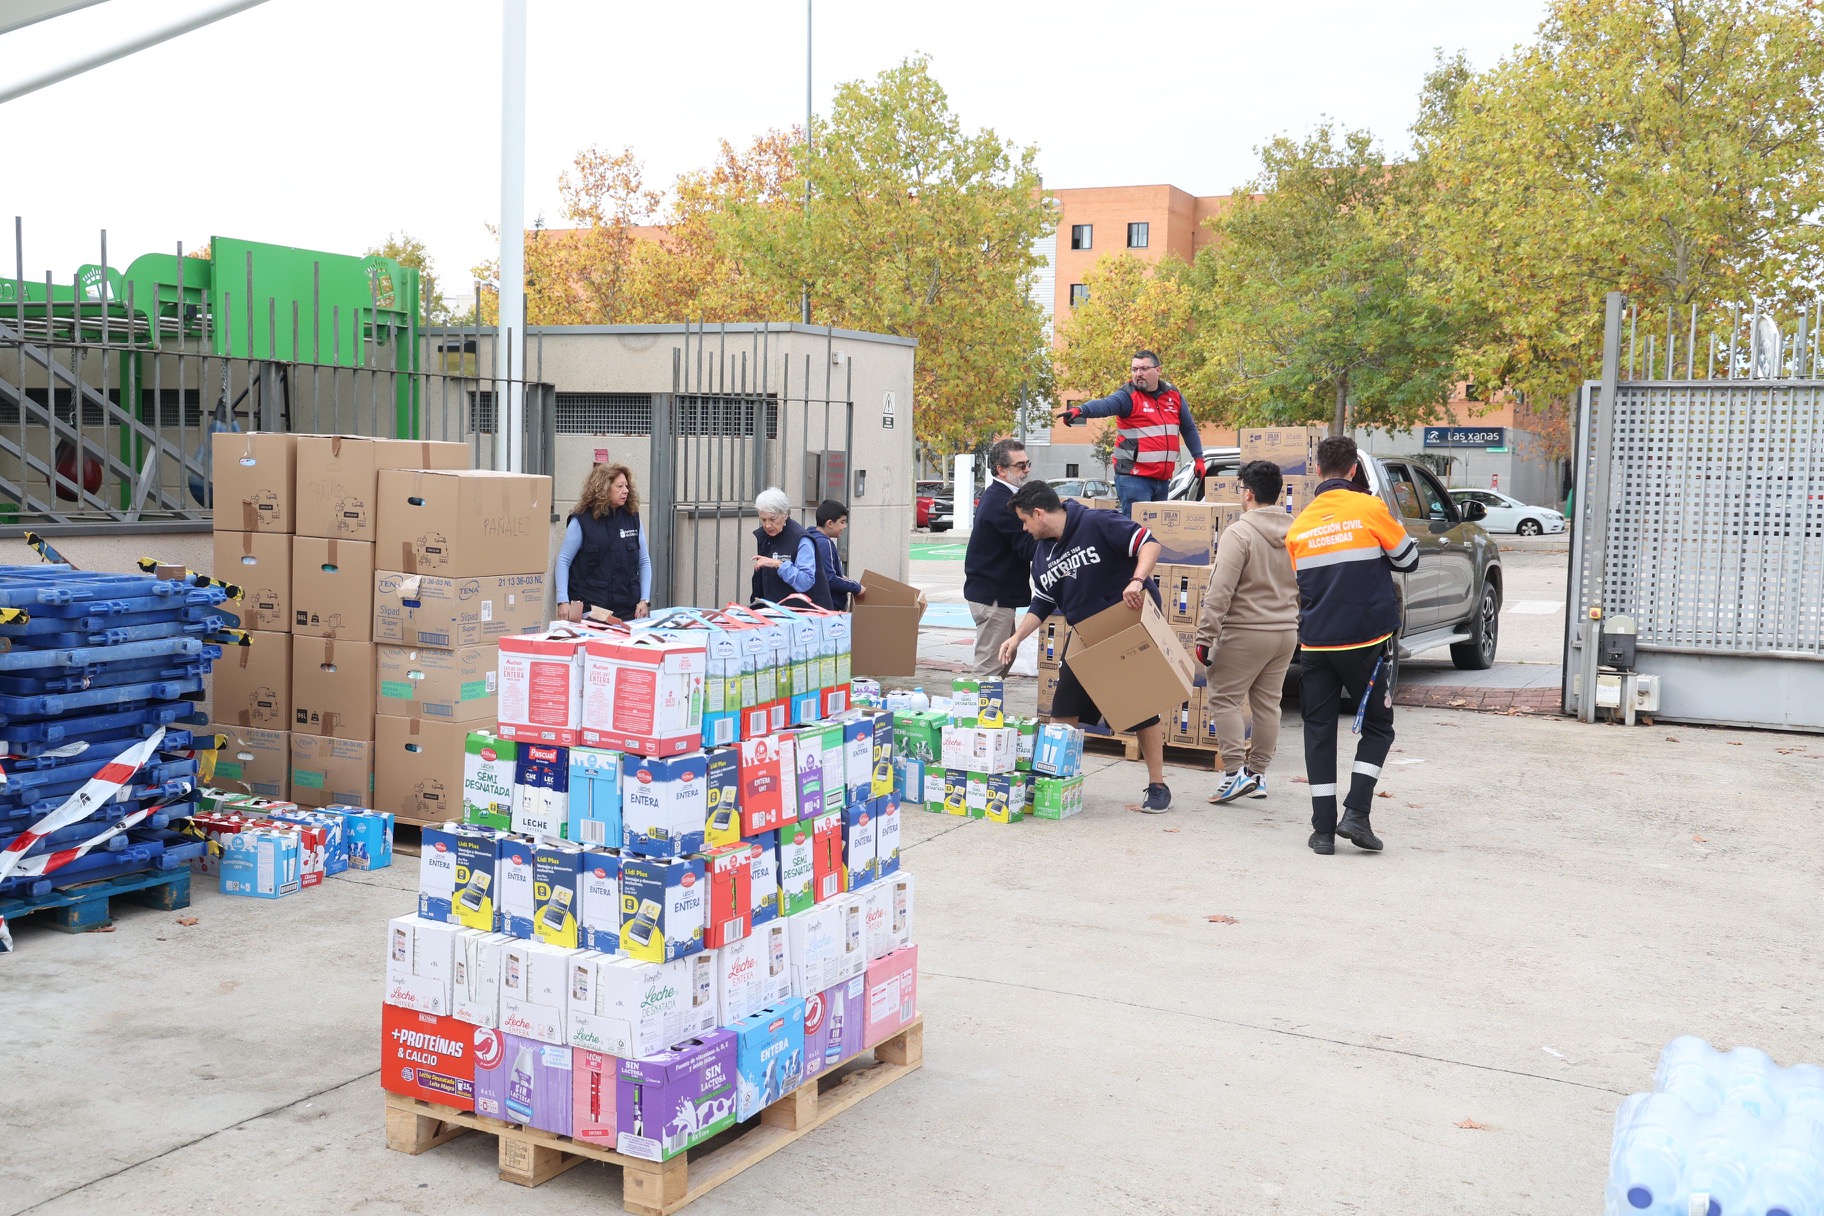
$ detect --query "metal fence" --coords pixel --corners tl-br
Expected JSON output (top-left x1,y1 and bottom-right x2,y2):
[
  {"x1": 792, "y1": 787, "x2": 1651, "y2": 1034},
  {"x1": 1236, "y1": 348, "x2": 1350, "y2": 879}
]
[
  {"x1": 1565, "y1": 293, "x2": 1824, "y2": 729},
  {"x1": 1, "y1": 221, "x2": 552, "y2": 533},
  {"x1": 650, "y1": 322, "x2": 854, "y2": 608}
]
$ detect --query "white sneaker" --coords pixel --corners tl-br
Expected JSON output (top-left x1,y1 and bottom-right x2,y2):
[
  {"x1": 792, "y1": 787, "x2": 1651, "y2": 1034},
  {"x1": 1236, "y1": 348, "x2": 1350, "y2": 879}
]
[
  {"x1": 1209, "y1": 769, "x2": 1261, "y2": 805},
  {"x1": 1246, "y1": 770, "x2": 1269, "y2": 798}
]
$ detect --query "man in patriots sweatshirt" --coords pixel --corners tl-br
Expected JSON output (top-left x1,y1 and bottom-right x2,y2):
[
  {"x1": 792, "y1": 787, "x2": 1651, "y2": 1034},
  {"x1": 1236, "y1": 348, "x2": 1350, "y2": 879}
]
[{"x1": 996, "y1": 480, "x2": 1175, "y2": 812}]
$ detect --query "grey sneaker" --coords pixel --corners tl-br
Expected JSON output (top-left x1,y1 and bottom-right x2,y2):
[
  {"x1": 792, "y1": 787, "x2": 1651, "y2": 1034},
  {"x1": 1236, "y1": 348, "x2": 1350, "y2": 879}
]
[{"x1": 1138, "y1": 783, "x2": 1172, "y2": 814}]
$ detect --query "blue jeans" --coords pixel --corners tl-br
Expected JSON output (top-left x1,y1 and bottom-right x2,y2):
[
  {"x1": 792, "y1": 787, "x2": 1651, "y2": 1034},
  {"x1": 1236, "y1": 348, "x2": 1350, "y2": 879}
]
[{"x1": 1115, "y1": 472, "x2": 1172, "y2": 519}]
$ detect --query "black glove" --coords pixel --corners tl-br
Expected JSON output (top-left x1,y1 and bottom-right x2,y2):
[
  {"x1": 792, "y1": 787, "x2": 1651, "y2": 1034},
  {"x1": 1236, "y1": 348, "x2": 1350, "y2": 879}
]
[{"x1": 1196, "y1": 644, "x2": 1210, "y2": 666}]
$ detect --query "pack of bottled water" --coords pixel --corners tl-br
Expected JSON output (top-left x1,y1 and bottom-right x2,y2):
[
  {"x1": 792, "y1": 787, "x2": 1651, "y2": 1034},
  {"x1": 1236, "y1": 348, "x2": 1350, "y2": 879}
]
[{"x1": 1607, "y1": 1036, "x2": 1824, "y2": 1215}]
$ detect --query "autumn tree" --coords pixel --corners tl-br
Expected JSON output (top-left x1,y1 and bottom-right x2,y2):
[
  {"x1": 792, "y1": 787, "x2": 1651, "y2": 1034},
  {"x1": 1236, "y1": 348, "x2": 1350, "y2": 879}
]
[
  {"x1": 712, "y1": 55, "x2": 1054, "y2": 455},
  {"x1": 1188, "y1": 123, "x2": 1463, "y2": 434},
  {"x1": 1414, "y1": 0, "x2": 1824, "y2": 419},
  {"x1": 1053, "y1": 253, "x2": 1197, "y2": 400},
  {"x1": 368, "y1": 232, "x2": 457, "y2": 325}
]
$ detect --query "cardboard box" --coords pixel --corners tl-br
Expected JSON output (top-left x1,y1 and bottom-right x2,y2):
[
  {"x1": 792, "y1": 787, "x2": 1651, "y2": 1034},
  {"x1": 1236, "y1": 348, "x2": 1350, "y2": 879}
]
[
  {"x1": 499, "y1": 628, "x2": 589, "y2": 745},
  {"x1": 380, "y1": 1005, "x2": 477, "y2": 1109},
  {"x1": 578, "y1": 847, "x2": 621, "y2": 954},
  {"x1": 323, "y1": 804, "x2": 393, "y2": 870},
  {"x1": 702, "y1": 746, "x2": 741, "y2": 846},
  {"x1": 941, "y1": 768, "x2": 970, "y2": 816},
  {"x1": 1061, "y1": 596, "x2": 1197, "y2": 733},
  {"x1": 212, "y1": 631, "x2": 291, "y2": 729},
  {"x1": 581, "y1": 632, "x2": 706, "y2": 757},
  {"x1": 747, "y1": 830, "x2": 780, "y2": 927},
  {"x1": 1033, "y1": 724, "x2": 1084, "y2": 777},
  {"x1": 616, "y1": 1030, "x2": 737, "y2": 1161},
  {"x1": 567, "y1": 747, "x2": 623, "y2": 848},
  {"x1": 211, "y1": 431, "x2": 295, "y2": 533},
  {"x1": 940, "y1": 725, "x2": 1018, "y2": 774},
  {"x1": 568, "y1": 953, "x2": 717, "y2": 1061},
  {"x1": 373, "y1": 571, "x2": 547, "y2": 649},
  {"x1": 1174, "y1": 626, "x2": 1209, "y2": 690},
  {"x1": 499, "y1": 937, "x2": 572, "y2": 1044},
  {"x1": 702, "y1": 843, "x2": 755, "y2": 949},
  {"x1": 417, "y1": 822, "x2": 482, "y2": 923},
  {"x1": 289, "y1": 734, "x2": 373, "y2": 808},
  {"x1": 475, "y1": 1031, "x2": 573, "y2": 1134},
  {"x1": 621, "y1": 752, "x2": 708, "y2": 858},
  {"x1": 462, "y1": 731, "x2": 516, "y2": 829},
  {"x1": 842, "y1": 801, "x2": 879, "y2": 890},
  {"x1": 787, "y1": 892, "x2": 866, "y2": 997},
  {"x1": 218, "y1": 828, "x2": 300, "y2": 898},
  {"x1": 452, "y1": 929, "x2": 512, "y2": 1027},
  {"x1": 375, "y1": 642, "x2": 499, "y2": 723},
  {"x1": 1031, "y1": 774, "x2": 1086, "y2": 819},
  {"x1": 512, "y1": 743, "x2": 570, "y2": 839},
  {"x1": 375, "y1": 468, "x2": 552, "y2": 577},
  {"x1": 881, "y1": 871, "x2": 915, "y2": 953},
  {"x1": 1168, "y1": 696, "x2": 1200, "y2": 746},
  {"x1": 573, "y1": 1050, "x2": 621, "y2": 1148},
  {"x1": 789, "y1": 723, "x2": 828, "y2": 824},
  {"x1": 374, "y1": 715, "x2": 468, "y2": 825},
  {"x1": 1239, "y1": 424, "x2": 1326, "y2": 475},
  {"x1": 863, "y1": 944, "x2": 918, "y2": 1048},
  {"x1": 1281, "y1": 474, "x2": 1322, "y2": 513},
  {"x1": 210, "y1": 722, "x2": 289, "y2": 799},
  {"x1": 1037, "y1": 667, "x2": 1061, "y2": 718},
  {"x1": 810, "y1": 808, "x2": 845, "y2": 903},
  {"x1": 295, "y1": 435, "x2": 470, "y2": 541},
  {"x1": 291, "y1": 537, "x2": 375, "y2": 640},
  {"x1": 291, "y1": 636, "x2": 374, "y2": 739},
  {"x1": 716, "y1": 920, "x2": 792, "y2": 1026},
  {"x1": 265, "y1": 808, "x2": 348, "y2": 875},
  {"x1": 620, "y1": 854, "x2": 707, "y2": 963},
  {"x1": 850, "y1": 570, "x2": 926, "y2": 677},
  {"x1": 386, "y1": 913, "x2": 460, "y2": 1015},
  {"x1": 1130, "y1": 501, "x2": 1239, "y2": 566},
  {"x1": 737, "y1": 733, "x2": 796, "y2": 834},
  {"x1": 214, "y1": 531, "x2": 291, "y2": 632},
  {"x1": 1159, "y1": 563, "x2": 1205, "y2": 627},
  {"x1": 731, "y1": 998, "x2": 805, "y2": 1121},
  {"x1": 803, "y1": 976, "x2": 867, "y2": 1081},
  {"x1": 776, "y1": 819, "x2": 814, "y2": 918},
  {"x1": 532, "y1": 841, "x2": 587, "y2": 947},
  {"x1": 874, "y1": 794, "x2": 901, "y2": 877},
  {"x1": 1039, "y1": 618, "x2": 1071, "y2": 667}
]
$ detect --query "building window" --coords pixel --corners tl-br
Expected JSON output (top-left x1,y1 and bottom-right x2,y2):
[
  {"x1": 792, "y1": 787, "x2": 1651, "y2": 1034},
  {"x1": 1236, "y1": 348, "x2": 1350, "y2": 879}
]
[
  {"x1": 1068, "y1": 283, "x2": 1089, "y2": 306},
  {"x1": 1070, "y1": 224, "x2": 1092, "y2": 250},
  {"x1": 1065, "y1": 463, "x2": 1080, "y2": 478},
  {"x1": 1127, "y1": 222, "x2": 1149, "y2": 249}
]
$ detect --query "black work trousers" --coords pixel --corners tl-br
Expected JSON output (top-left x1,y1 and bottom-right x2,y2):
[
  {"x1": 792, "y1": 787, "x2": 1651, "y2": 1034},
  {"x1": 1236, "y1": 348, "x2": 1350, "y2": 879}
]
[{"x1": 1299, "y1": 643, "x2": 1396, "y2": 834}]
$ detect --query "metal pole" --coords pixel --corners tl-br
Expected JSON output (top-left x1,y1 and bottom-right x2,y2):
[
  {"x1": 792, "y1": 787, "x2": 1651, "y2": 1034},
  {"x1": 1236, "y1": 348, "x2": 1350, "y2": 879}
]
[
  {"x1": 1579, "y1": 291, "x2": 1625, "y2": 723},
  {"x1": 800, "y1": 0, "x2": 812, "y2": 325},
  {"x1": 497, "y1": 0, "x2": 528, "y2": 472},
  {"x1": 0, "y1": 0, "x2": 271, "y2": 105}
]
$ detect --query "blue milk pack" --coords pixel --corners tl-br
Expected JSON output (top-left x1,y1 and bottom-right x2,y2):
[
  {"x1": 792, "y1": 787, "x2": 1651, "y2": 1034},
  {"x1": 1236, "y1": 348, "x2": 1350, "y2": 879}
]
[
  {"x1": 267, "y1": 808, "x2": 348, "y2": 875},
  {"x1": 842, "y1": 801, "x2": 879, "y2": 890},
  {"x1": 1033, "y1": 724, "x2": 1085, "y2": 778},
  {"x1": 843, "y1": 718, "x2": 872, "y2": 808},
  {"x1": 873, "y1": 795, "x2": 900, "y2": 878},
  {"x1": 620, "y1": 854, "x2": 707, "y2": 963},
  {"x1": 494, "y1": 835, "x2": 539, "y2": 939},
  {"x1": 324, "y1": 805, "x2": 394, "y2": 870},
  {"x1": 578, "y1": 846, "x2": 621, "y2": 953},
  {"x1": 732, "y1": 997, "x2": 806, "y2": 1121},
  {"x1": 567, "y1": 747, "x2": 623, "y2": 848},
  {"x1": 746, "y1": 830, "x2": 780, "y2": 926}
]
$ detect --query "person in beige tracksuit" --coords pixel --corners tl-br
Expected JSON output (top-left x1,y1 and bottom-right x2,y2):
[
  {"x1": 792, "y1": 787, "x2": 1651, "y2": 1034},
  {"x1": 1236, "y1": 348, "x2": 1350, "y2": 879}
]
[{"x1": 1194, "y1": 460, "x2": 1301, "y2": 804}]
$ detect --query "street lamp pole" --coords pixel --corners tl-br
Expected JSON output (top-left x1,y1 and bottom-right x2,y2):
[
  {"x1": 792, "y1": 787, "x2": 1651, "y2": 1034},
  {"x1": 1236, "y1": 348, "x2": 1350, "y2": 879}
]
[{"x1": 801, "y1": 0, "x2": 812, "y2": 325}]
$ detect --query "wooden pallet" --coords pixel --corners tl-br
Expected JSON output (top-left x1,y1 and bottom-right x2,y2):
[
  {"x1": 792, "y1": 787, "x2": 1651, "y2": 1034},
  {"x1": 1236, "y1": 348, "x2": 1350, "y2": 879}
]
[
  {"x1": 0, "y1": 867, "x2": 191, "y2": 935},
  {"x1": 384, "y1": 1018, "x2": 923, "y2": 1215},
  {"x1": 1080, "y1": 732, "x2": 1223, "y2": 770}
]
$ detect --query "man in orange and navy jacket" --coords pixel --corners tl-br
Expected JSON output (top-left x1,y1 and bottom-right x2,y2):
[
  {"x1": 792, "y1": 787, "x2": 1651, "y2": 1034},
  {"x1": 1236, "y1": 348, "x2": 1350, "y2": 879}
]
[{"x1": 1287, "y1": 435, "x2": 1417, "y2": 857}]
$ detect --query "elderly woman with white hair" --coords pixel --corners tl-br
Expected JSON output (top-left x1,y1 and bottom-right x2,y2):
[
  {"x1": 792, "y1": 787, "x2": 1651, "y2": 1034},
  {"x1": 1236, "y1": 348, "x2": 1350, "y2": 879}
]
[{"x1": 750, "y1": 487, "x2": 835, "y2": 609}]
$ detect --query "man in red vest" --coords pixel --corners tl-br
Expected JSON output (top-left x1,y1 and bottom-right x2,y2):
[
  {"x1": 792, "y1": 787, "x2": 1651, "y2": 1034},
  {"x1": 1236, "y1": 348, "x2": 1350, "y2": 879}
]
[{"x1": 1058, "y1": 349, "x2": 1207, "y2": 517}]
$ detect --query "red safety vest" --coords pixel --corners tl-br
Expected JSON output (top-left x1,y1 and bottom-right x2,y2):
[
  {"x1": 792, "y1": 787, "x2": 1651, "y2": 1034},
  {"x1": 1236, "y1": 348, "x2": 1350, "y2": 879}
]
[{"x1": 1115, "y1": 384, "x2": 1186, "y2": 481}]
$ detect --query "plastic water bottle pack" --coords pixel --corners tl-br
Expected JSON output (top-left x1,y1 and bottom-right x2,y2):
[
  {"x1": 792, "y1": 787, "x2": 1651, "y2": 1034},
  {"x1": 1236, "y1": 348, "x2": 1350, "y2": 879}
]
[{"x1": 1608, "y1": 1036, "x2": 1824, "y2": 1216}]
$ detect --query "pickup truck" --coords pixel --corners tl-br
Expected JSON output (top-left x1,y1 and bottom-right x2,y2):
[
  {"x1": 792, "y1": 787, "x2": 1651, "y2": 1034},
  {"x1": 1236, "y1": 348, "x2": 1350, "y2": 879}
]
[{"x1": 1170, "y1": 451, "x2": 1503, "y2": 672}]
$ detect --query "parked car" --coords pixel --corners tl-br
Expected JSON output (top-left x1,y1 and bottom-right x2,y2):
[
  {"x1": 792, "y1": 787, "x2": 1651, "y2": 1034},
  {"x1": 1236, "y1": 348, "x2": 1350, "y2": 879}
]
[
  {"x1": 1448, "y1": 488, "x2": 1566, "y2": 536},
  {"x1": 1164, "y1": 448, "x2": 1243, "y2": 499},
  {"x1": 916, "y1": 481, "x2": 954, "y2": 532},
  {"x1": 1047, "y1": 478, "x2": 1113, "y2": 500}
]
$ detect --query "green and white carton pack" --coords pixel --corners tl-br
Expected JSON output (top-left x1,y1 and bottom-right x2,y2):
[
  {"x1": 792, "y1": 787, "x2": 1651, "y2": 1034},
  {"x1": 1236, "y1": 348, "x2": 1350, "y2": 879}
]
[
  {"x1": 463, "y1": 730, "x2": 516, "y2": 830},
  {"x1": 1031, "y1": 775, "x2": 1085, "y2": 820}
]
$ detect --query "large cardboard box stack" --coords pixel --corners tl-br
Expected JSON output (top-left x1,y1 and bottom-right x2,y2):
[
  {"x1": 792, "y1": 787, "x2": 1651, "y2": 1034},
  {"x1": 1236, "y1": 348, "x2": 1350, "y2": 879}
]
[
  {"x1": 372, "y1": 468, "x2": 553, "y2": 826},
  {"x1": 1239, "y1": 425, "x2": 1327, "y2": 476}
]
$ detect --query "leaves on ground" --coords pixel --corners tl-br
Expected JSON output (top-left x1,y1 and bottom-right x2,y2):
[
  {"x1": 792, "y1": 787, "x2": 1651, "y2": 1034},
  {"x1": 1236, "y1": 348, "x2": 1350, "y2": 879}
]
[
  {"x1": 1162, "y1": 828, "x2": 1181, "y2": 833},
  {"x1": 1206, "y1": 914, "x2": 1239, "y2": 925},
  {"x1": 1408, "y1": 803, "x2": 1426, "y2": 809},
  {"x1": 1456, "y1": 1117, "x2": 1491, "y2": 1130},
  {"x1": 89, "y1": 924, "x2": 115, "y2": 933},
  {"x1": 176, "y1": 916, "x2": 200, "y2": 927},
  {"x1": 1726, "y1": 741, "x2": 1743, "y2": 746},
  {"x1": 1692, "y1": 835, "x2": 1706, "y2": 843},
  {"x1": 1377, "y1": 790, "x2": 1392, "y2": 798}
]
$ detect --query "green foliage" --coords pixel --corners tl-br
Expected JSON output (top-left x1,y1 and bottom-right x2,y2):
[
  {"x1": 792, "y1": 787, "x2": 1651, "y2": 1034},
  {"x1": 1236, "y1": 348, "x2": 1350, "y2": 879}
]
[
  {"x1": 369, "y1": 232, "x2": 457, "y2": 326},
  {"x1": 1053, "y1": 254, "x2": 1197, "y2": 399}
]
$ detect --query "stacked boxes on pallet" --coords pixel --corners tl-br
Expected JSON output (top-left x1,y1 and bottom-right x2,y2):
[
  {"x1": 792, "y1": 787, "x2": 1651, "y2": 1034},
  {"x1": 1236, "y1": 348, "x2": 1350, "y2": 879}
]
[
  {"x1": 383, "y1": 598, "x2": 918, "y2": 1171},
  {"x1": 886, "y1": 678, "x2": 1085, "y2": 822}
]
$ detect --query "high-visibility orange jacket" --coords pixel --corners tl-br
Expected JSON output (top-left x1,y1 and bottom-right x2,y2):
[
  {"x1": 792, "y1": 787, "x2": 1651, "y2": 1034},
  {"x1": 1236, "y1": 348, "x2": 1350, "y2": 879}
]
[{"x1": 1287, "y1": 479, "x2": 1418, "y2": 649}]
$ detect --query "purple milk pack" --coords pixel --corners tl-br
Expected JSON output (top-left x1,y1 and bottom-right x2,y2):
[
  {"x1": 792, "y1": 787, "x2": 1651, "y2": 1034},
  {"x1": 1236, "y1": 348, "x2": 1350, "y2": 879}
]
[
  {"x1": 616, "y1": 1029, "x2": 737, "y2": 1161},
  {"x1": 473, "y1": 1028, "x2": 573, "y2": 1135},
  {"x1": 802, "y1": 975, "x2": 867, "y2": 1082}
]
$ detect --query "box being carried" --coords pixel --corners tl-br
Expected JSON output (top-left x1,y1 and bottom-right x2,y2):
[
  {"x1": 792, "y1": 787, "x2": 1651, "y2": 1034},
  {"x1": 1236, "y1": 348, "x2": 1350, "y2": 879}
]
[
  {"x1": 1061, "y1": 596, "x2": 1197, "y2": 733},
  {"x1": 582, "y1": 632, "x2": 705, "y2": 757},
  {"x1": 1129, "y1": 502, "x2": 1240, "y2": 566}
]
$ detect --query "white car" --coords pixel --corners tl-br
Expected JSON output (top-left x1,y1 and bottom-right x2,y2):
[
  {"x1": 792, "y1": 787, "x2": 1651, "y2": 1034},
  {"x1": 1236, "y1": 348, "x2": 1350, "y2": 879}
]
[{"x1": 1448, "y1": 488, "x2": 1566, "y2": 536}]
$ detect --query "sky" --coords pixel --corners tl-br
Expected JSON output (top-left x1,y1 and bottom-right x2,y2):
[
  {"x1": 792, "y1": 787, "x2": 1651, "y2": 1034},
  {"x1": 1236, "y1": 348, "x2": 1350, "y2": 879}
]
[{"x1": 2, "y1": 0, "x2": 1549, "y2": 304}]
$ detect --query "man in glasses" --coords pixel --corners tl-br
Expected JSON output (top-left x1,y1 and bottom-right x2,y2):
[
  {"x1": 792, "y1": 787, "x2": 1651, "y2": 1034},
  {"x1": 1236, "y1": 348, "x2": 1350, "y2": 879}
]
[
  {"x1": 1057, "y1": 349, "x2": 1206, "y2": 517},
  {"x1": 963, "y1": 438, "x2": 1037, "y2": 675}
]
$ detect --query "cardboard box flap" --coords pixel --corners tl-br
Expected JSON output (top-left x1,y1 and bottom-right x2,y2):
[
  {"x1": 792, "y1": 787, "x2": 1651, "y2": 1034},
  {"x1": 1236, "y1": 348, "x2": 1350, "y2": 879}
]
[
  {"x1": 857, "y1": 570, "x2": 927, "y2": 616},
  {"x1": 1063, "y1": 596, "x2": 1196, "y2": 733},
  {"x1": 1071, "y1": 598, "x2": 1144, "y2": 648}
]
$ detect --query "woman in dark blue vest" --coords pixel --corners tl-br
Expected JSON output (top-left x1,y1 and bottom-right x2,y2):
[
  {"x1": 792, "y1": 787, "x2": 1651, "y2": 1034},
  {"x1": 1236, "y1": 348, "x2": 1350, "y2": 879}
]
[
  {"x1": 557, "y1": 463, "x2": 650, "y2": 620},
  {"x1": 750, "y1": 486, "x2": 834, "y2": 609}
]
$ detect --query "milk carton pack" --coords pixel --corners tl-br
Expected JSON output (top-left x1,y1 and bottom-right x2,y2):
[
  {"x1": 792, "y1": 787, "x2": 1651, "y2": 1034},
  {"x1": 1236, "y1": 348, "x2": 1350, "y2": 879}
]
[
  {"x1": 981, "y1": 772, "x2": 1027, "y2": 824},
  {"x1": 582, "y1": 631, "x2": 706, "y2": 756},
  {"x1": 716, "y1": 919, "x2": 793, "y2": 1025},
  {"x1": 569, "y1": 953, "x2": 718, "y2": 1060},
  {"x1": 732, "y1": 998, "x2": 806, "y2": 1121},
  {"x1": 323, "y1": 804, "x2": 393, "y2": 870},
  {"x1": 1033, "y1": 723, "x2": 1085, "y2": 778},
  {"x1": 620, "y1": 854, "x2": 706, "y2": 963},
  {"x1": 789, "y1": 725, "x2": 826, "y2": 824},
  {"x1": 842, "y1": 716, "x2": 872, "y2": 807},
  {"x1": 577, "y1": 847, "x2": 621, "y2": 954},
  {"x1": 475, "y1": 1030, "x2": 573, "y2": 1134},
  {"x1": 267, "y1": 808, "x2": 348, "y2": 876},
  {"x1": 813, "y1": 722, "x2": 845, "y2": 817},
  {"x1": 858, "y1": 882, "x2": 895, "y2": 962},
  {"x1": 882, "y1": 871, "x2": 915, "y2": 954},
  {"x1": 867, "y1": 710, "x2": 895, "y2": 798},
  {"x1": 894, "y1": 757, "x2": 926, "y2": 808},
  {"x1": 811, "y1": 808, "x2": 846, "y2": 903},
  {"x1": 803, "y1": 976, "x2": 867, "y2": 1082},
  {"x1": 512, "y1": 743, "x2": 570, "y2": 840},
  {"x1": 941, "y1": 769, "x2": 970, "y2": 816},
  {"x1": 499, "y1": 938, "x2": 571, "y2": 1044},
  {"x1": 288, "y1": 820, "x2": 328, "y2": 888},
  {"x1": 777, "y1": 819, "x2": 815, "y2": 918},
  {"x1": 417, "y1": 823, "x2": 462, "y2": 923},
  {"x1": 863, "y1": 944, "x2": 918, "y2": 1049},
  {"x1": 497, "y1": 627, "x2": 588, "y2": 745},
  {"x1": 702, "y1": 843, "x2": 755, "y2": 949},
  {"x1": 572, "y1": 1049, "x2": 620, "y2": 1148},
  {"x1": 616, "y1": 1030, "x2": 736, "y2": 1161},
  {"x1": 461, "y1": 732, "x2": 516, "y2": 830},
  {"x1": 703, "y1": 746, "x2": 742, "y2": 846},
  {"x1": 386, "y1": 914, "x2": 460, "y2": 1014},
  {"x1": 567, "y1": 747, "x2": 623, "y2": 847},
  {"x1": 974, "y1": 678, "x2": 1007, "y2": 727},
  {"x1": 894, "y1": 710, "x2": 946, "y2": 765},
  {"x1": 746, "y1": 830, "x2": 780, "y2": 926},
  {"x1": 842, "y1": 800, "x2": 879, "y2": 890},
  {"x1": 494, "y1": 835, "x2": 538, "y2": 938},
  {"x1": 219, "y1": 827, "x2": 301, "y2": 899},
  {"x1": 941, "y1": 725, "x2": 1018, "y2": 774},
  {"x1": 452, "y1": 929, "x2": 513, "y2": 1027},
  {"x1": 788, "y1": 892, "x2": 865, "y2": 997},
  {"x1": 1032, "y1": 775, "x2": 1085, "y2": 819},
  {"x1": 621, "y1": 752, "x2": 707, "y2": 858},
  {"x1": 737, "y1": 732, "x2": 796, "y2": 834},
  {"x1": 532, "y1": 841, "x2": 587, "y2": 948},
  {"x1": 874, "y1": 794, "x2": 901, "y2": 877}
]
